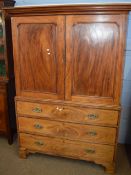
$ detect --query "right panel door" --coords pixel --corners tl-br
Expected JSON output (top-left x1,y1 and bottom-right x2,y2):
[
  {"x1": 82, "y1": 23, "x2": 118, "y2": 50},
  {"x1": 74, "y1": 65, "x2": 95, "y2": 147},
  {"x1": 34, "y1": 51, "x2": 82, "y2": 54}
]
[{"x1": 65, "y1": 15, "x2": 127, "y2": 105}]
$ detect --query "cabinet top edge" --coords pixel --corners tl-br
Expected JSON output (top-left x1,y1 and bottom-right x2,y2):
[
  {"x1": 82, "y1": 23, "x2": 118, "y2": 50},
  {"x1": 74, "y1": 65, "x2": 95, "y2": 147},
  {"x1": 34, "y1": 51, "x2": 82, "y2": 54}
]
[{"x1": 2, "y1": 3, "x2": 131, "y2": 14}]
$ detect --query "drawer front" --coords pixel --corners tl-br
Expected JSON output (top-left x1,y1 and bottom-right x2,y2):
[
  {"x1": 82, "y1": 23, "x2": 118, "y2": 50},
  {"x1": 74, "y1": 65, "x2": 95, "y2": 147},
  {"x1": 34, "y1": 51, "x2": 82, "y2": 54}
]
[
  {"x1": 20, "y1": 133, "x2": 115, "y2": 163},
  {"x1": 18, "y1": 117, "x2": 116, "y2": 144},
  {"x1": 16, "y1": 101, "x2": 118, "y2": 126}
]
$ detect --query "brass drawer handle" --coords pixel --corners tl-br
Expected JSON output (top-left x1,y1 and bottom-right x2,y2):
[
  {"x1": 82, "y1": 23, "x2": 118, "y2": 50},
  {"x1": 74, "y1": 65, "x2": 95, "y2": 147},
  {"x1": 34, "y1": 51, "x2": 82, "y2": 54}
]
[
  {"x1": 86, "y1": 131, "x2": 97, "y2": 136},
  {"x1": 34, "y1": 124, "x2": 43, "y2": 129},
  {"x1": 34, "y1": 141, "x2": 44, "y2": 146},
  {"x1": 32, "y1": 107, "x2": 42, "y2": 113},
  {"x1": 87, "y1": 114, "x2": 98, "y2": 119},
  {"x1": 85, "y1": 149, "x2": 95, "y2": 154}
]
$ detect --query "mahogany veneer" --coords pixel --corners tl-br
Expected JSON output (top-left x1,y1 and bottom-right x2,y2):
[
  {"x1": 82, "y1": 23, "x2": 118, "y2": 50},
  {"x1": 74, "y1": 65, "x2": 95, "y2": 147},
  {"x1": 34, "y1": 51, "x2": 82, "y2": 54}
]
[{"x1": 4, "y1": 3, "x2": 131, "y2": 173}]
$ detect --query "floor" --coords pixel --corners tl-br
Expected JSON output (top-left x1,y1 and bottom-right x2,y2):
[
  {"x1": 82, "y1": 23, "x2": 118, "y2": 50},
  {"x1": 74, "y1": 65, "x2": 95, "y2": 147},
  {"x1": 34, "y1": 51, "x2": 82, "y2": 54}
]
[{"x1": 0, "y1": 137, "x2": 131, "y2": 175}]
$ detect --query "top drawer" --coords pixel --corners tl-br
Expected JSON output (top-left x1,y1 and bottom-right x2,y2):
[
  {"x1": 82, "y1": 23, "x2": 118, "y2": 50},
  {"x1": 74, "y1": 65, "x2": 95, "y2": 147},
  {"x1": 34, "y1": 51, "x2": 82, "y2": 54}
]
[{"x1": 16, "y1": 101, "x2": 118, "y2": 126}]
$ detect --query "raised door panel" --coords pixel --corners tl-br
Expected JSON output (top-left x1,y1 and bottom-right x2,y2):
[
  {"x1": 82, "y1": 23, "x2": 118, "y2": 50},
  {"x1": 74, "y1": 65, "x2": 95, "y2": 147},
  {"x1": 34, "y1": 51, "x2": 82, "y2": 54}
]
[
  {"x1": 66, "y1": 15, "x2": 127, "y2": 105},
  {"x1": 11, "y1": 16, "x2": 65, "y2": 100}
]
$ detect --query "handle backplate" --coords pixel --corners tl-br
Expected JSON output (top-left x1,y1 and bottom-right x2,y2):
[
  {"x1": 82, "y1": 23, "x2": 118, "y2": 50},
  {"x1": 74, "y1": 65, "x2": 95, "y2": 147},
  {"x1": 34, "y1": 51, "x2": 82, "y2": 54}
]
[
  {"x1": 86, "y1": 131, "x2": 97, "y2": 136},
  {"x1": 34, "y1": 124, "x2": 43, "y2": 129},
  {"x1": 87, "y1": 114, "x2": 98, "y2": 119},
  {"x1": 32, "y1": 107, "x2": 42, "y2": 113},
  {"x1": 35, "y1": 141, "x2": 44, "y2": 146},
  {"x1": 85, "y1": 149, "x2": 95, "y2": 154}
]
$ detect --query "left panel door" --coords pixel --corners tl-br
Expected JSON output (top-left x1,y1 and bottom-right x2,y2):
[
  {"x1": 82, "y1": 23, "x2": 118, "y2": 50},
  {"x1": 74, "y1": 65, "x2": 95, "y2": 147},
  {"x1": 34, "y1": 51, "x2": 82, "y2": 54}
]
[{"x1": 11, "y1": 16, "x2": 65, "y2": 100}]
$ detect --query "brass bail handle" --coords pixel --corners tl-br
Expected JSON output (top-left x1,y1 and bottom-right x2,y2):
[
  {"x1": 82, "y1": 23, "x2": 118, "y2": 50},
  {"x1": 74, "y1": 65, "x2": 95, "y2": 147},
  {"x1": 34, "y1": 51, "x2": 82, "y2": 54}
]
[
  {"x1": 87, "y1": 131, "x2": 97, "y2": 136},
  {"x1": 35, "y1": 141, "x2": 44, "y2": 146},
  {"x1": 32, "y1": 107, "x2": 42, "y2": 113},
  {"x1": 85, "y1": 149, "x2": 96, "y2": 154},
  {"x1": 34, "y1": 124, "x2": 43, "y2": 129},
  {"x1": 87, "y1": 114, "x2": 98, "y2": 119}
]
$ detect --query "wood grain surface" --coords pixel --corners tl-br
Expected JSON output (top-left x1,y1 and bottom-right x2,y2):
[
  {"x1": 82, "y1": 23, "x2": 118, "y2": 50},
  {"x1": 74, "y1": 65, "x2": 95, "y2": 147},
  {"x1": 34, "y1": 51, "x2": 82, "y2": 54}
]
[
  {"x1": 11, "y1": 16, "x2": 65, "y2": 100},
  {"x1": 18, "y1": 117, "x2": 116, "y2": 145},
  {"x1": 16, "y1": 101, "x2": 119, "y2": 126},
  {"x1": 65, "y1": 15, "x2": 127, "y2": 105},
  {"x1": 19, "y1": 133, "x2": 115, "y2": 163}
]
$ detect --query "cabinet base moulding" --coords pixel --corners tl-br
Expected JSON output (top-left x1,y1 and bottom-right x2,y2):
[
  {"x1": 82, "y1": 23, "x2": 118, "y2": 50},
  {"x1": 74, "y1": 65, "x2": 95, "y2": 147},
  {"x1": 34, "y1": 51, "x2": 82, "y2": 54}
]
[{"x1": 19, "y1": 146, "x2": 116, "y2": 174}]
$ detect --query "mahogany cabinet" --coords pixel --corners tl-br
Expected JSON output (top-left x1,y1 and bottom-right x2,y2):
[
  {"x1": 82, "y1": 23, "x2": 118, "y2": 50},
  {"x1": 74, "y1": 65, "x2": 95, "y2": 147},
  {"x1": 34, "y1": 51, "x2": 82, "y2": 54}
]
[
  {"x1": 4, "y1": 4, "x2": 131, "y2": 173},
  {"x1": 0, "y1": 0, "x2": 16, "y2": 144}
]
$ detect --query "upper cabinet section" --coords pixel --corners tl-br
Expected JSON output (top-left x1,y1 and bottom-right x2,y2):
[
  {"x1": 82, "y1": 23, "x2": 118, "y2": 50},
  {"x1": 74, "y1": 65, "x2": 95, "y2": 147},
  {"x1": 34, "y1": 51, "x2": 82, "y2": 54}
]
[
  {"x1": 65, "y1": 15, "x2": 127, "y2": 105},
  {"x1": 10, "y1": 9, "x2": 127, "y2": 105},
  {"x1": 11, "y1": 16, "x2": 65, "y2": 100}
]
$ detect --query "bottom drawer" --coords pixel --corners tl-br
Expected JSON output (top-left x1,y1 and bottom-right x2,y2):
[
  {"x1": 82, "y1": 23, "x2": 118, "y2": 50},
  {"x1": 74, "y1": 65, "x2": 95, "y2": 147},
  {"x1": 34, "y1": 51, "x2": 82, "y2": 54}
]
[{"x1": 19, "y1": 133, "x2": 115, "y2": 163}]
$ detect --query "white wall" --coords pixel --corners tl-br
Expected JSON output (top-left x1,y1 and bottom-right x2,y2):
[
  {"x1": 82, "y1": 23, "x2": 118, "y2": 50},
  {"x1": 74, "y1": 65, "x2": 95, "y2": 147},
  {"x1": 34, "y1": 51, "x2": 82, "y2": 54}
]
[
  {"x1": 15, "y1": 0, "x2": 131, "y2": 6},
  {"x1": 15, "y1": 0, "x2": 131, "y2": 144},
  {"x1": 119, "y1": 13, "x2": 131, "y2": 144}
]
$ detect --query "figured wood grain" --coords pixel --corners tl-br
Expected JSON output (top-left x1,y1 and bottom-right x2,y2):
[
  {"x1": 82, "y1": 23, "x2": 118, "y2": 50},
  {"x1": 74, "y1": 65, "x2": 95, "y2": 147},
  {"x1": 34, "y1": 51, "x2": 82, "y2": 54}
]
[
  {"x1": 11, "y1": 16, "x2": 65, "y2": 100},
  {"x1": 65, "y1": 15, "x2": 127, "y2": 105},
  {"x1": 72, "y1": 23, "x2": 118, "y2": 97},
  {"x1": 19, "y1": 23, "x2": 57, "y2": 93},
  {"x1": 16, "y1": 101, "x2": 119, "y2": 126},
  {"x1": 18, "y1": 117, "x2": 116, "y2": 145},
  {"x1": 19, "y1": 133, "x2": 115, "y2": 163}
]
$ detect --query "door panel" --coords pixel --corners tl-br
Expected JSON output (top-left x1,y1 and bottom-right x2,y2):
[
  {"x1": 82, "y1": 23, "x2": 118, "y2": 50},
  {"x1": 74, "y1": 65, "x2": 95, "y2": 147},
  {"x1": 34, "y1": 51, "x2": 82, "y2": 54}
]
[
  {"x1": 66, "y1": 15, "x2": 127, "y2": 105},
  {"x1": 11, "y1": 16, "x2": 65, "y2": 100}
]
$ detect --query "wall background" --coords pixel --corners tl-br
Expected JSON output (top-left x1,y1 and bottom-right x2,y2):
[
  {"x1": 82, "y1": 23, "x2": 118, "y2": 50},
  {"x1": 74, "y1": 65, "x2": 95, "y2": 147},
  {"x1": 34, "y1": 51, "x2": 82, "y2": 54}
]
[
  {"x1": 15, "y1": 0, "x2": 131, "y2": 144},
  {"x1": 15, "y1": 0, "x2": 131, "y2": 6}
]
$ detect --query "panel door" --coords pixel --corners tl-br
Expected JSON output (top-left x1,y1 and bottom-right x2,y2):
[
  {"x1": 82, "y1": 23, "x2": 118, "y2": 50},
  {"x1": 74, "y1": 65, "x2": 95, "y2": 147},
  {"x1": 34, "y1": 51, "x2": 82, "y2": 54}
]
[
  {"x1": 66, "y1": 15, "x2": 127, "y2": 105},
  {"x1": 11, "y1": 16, "x2": 65, "y2": 100}
]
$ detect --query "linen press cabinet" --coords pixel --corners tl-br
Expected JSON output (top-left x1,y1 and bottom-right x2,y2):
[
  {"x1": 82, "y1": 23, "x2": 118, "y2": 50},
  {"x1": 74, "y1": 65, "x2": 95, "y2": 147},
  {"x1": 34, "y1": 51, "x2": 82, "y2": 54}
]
[{"x1": 5, "y1": 4, "x2": 131, "y2": 173}]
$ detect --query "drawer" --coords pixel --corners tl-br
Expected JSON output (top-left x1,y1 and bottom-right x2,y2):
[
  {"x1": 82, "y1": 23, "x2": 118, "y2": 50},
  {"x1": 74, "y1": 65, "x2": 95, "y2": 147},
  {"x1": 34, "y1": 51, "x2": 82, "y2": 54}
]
[
  {"x1": 20, "y1": 133, "x2": 115, "y2": 163},
  {"x1": 18, "y1": 117, "x2": 116, "y2": 144},
  {"x1": 16, "y1": 101, "x2": 118, "y2": 126}
]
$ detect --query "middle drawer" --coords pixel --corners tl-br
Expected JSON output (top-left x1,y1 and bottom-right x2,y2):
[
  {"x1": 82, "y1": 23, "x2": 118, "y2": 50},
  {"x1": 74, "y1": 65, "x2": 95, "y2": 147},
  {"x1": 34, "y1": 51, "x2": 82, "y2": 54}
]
[{"x1": 18, "y1": 117, "x2": 116, "y2": 145}]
